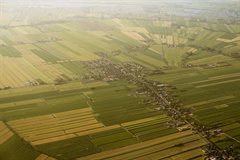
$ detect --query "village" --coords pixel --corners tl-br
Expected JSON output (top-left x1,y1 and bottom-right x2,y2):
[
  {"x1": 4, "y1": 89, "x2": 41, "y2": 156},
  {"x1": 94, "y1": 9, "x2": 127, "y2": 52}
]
[{"x1": 84, "y1": 58, "x2": 236, "y2": 160}]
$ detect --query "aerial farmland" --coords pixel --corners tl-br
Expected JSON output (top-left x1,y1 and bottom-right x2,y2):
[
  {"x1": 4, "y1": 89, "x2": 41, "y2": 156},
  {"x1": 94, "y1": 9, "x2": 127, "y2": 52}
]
[{"x1": 0, "y1": 0, "x2": 239, "y2": 160}]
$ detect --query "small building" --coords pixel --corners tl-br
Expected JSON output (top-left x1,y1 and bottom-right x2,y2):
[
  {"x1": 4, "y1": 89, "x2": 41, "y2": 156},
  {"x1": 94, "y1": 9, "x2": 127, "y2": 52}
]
[{"x1": 177, "y1": 125, "x2": 190, "y2": 132}]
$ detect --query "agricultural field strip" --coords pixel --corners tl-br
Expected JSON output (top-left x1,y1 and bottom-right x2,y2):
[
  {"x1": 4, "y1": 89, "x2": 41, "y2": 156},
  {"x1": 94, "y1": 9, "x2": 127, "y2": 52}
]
[
  {"x1": 2, "y1": 59, "x2": 27, "y2": 87},
  {"x1": 110, "y1": 138, "x2": 206, "y2": 160},
  {"x1": 221, "y1": 123, "x2": 240, "y2": 132},
  {"x1": 0, "y1": 81, "x2": 107, "y2": 99},
  {"x1": 199, "y1": 112, "x2": 240, "y2": 127},
  {"x1": 0, "y1": 121, "x2": 14, "y2": 144},
  {"x1": 187, "y1": 55, "x2": 234, "y2": 66},
  {"x1": 121, "y1": 115, "x2": 167, "y2": 127},
  {"x1": 142, "y1": 139, "x2": 207, "y2": 160},
  {"x1": 224, "y1": 133, "x2": 240, "y2": 144},
  {"x1": 103, "y1": 135, "x2": 203, "y2": 160},
  {"x1": 32, "y1": 134, "x2": 77, "y2": 146},
  {"x1": 184, "y1": 95, "x2": 235, "y2": 108},
  {"x1": 190, "y1": 73, "x2": 240, "y2": 84},
  {"x1": 11, "y1": 121, "x2": 100, "y2": 138},
  {"x1": 9, "y1": 114, "x2": 97, "y2": 128},
  {"x1": 0, "y1": 59, "x2": 21, "y2": 88},
  {"x1": 8, "y1": 108, "x2": 93, "y2": 125},
  {"x1": 11, "y1": 113, "x2": 164, "y2": 133},
  {"x1": 196, "y1": 79, "x2": 240, "y2": 88},
  {"x1": 7, "y1": 108, "x2": 122, "y2": 145},
  {"x1": 77, "y1": 130, "x2": 206, "y2": 160},
  {"x1": 55, "y1": 81, "x2": 109, "y2": 92},
  {"x1": 164, "y1": 148, "x2": 204, "y2": 160},
  {"x1": 8, "y1": 108, "x2": 104, "y2": 138},
  {"x1": 79, "y1": 131, "x2": 192, "y2": 160},
  {"x1": 0, "y1": 57, "x2": 51, "y2": 88},
  {"x1": 121, "y1": 117, "x2": 172, "y2": 138},
  {"x1": 32, "y1": 125, "x2": 122, "y2": 146},
  {"x1": 0, "y1": 98, "x2": 44, "y2": 110},
  {"x1": 19, "y1": 125, "x2": 105, "y2": 142},
  {"x1": 195, "y1": 103, "x2": 240, "y2": 120},
  {"x1": 123, "y1": 118, "x2": 170, "y2": 131},
  {"x1": 13, "y1": 117, "x2": 99, "y2": 134},
  {"x1": 8, "y1": 109, "x2": 95, "y2": 125},
  {"x1": 0, "y1": 85, "x2": 56, "y2": 99},
  {"x1": 9, "y1": 108, "x2": 168, "y2": 146},
  {"x1": 35, "y1": 154, "x2": 56, "y2": 160},
  {"x1": 197, "y1": 111, "x2": 240, "y2": 123},
  {"x1": 31, "y1": 123, "x2": 127, "y2": 145}
]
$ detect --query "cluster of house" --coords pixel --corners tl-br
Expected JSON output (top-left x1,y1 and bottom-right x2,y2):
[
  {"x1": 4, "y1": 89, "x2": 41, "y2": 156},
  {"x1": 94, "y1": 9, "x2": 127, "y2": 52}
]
[
  {"x1": 83, "y1": 58, "x2": 145, "y2": 82},
  {"x1": 202, "y1": 144, "x2": 237, "y2": 160}
]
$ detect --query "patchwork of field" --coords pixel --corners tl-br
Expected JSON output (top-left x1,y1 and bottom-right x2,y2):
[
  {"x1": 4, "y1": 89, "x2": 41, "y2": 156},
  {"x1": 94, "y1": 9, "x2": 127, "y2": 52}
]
[
  {"x1": 77, "y1": 130, "x2": 207, "y2": 160},
  {"x1": 0, "y1": 19, "x2": 143, "y2": 88},
  {"x1": 18, "y1": 111, "x2": 177, "y2": 159},
  {"x1": 8, "y1": 108, "x2": 117, "y2": 145},
  {"x1": 1, "y1": 16, "x2": 239, "y2": 89},
  {"x1": 149, "y1": 60, "x2": 240, "y2": 155},
  {"x1": 0, "y1": 80, "x2": 191, "y2": 159},
  {"x1": 0, "y1": 78, "x2": 206, "y2": 160},
  {"x1": 0, "y1": 6, "x2": 239, "y2": 159}
]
